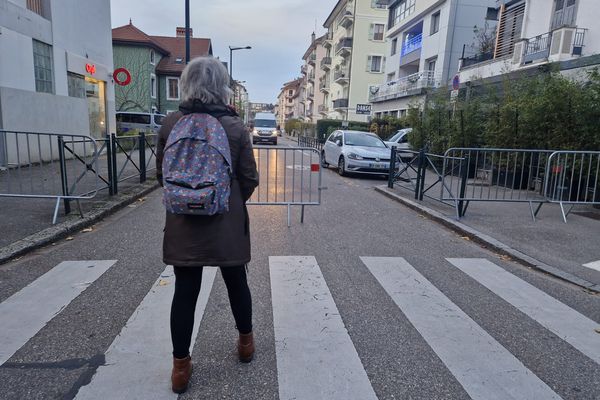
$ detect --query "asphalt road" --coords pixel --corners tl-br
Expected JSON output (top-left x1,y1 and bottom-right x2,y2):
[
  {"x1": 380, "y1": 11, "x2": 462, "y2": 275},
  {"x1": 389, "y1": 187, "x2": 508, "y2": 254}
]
[{"x1": 0, "y1": 136, "x2": 599, "y2": 400}]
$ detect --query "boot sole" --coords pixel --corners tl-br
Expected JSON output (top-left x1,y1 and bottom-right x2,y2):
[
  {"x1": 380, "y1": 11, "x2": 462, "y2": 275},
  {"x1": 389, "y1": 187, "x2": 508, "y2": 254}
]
[{"x1": 239, "y1": 354, "x2": 254, "y2": 363}]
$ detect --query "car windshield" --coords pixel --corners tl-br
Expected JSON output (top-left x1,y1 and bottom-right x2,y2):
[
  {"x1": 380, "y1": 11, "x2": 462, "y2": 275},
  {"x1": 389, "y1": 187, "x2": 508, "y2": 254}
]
[
  {"x1": 344, "y1": 132, "x2": 386, "y2": 148},
  {"x1": 255, "y1": 119, "x2": 276, "y2": 128}
]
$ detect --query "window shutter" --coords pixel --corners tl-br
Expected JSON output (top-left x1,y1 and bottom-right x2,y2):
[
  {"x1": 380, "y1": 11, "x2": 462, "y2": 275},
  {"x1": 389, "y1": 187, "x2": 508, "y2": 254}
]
[
  {"x1": 369, "y1": 24, "x2": 374, "y2": 40},
  {"x1": 367, "y1": 55, "x2": 372, "y2": 72}
]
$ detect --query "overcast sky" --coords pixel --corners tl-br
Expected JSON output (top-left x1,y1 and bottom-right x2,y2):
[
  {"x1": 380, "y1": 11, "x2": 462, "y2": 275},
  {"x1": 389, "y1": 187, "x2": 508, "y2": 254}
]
[{"x1": 110, "y1": 0, "x2": 335, "y2": 103}]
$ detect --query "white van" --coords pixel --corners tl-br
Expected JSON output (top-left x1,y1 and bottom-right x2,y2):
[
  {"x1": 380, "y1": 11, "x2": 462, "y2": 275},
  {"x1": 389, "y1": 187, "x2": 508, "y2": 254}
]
[
  {"x1": 116, "y1": 112, "x2": 165, "y2": 135},
  {"x1": 252, "y1": 112, "x2": 278, "y2": 145}
]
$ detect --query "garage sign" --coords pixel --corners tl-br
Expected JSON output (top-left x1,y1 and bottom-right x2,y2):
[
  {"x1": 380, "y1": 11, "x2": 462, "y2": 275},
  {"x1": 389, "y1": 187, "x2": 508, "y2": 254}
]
[{"x1": 356, "y1": 104, "x2": 372, "y2": 115}]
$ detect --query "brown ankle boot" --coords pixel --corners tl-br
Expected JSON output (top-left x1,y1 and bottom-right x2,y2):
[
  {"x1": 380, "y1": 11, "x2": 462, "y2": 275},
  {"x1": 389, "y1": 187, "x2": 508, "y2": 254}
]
[
  {"x1": 238, "y1": 332, "x2": 255, "y2": 363},
  {"x1": 171, "y1": 355, "x2": 192, "y2": 394}
]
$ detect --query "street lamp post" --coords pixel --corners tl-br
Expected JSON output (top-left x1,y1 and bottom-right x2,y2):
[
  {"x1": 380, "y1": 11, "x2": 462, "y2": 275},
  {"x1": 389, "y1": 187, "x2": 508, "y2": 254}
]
[{"x1": 228, "y1": 45, "x2": 251, "y2": 86}]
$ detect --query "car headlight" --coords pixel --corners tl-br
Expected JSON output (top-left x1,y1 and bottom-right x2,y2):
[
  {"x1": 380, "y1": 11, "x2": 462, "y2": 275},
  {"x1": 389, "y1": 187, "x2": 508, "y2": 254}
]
[
  {"x1": 347, "y1": 152, "x2": 363, "y2": 160},
  {"x1": 253, "y1": 129, "x2": 258, "y2": 134},
  {"x1": 272, "y1": 130, "x2": 278, "y2": 136}
]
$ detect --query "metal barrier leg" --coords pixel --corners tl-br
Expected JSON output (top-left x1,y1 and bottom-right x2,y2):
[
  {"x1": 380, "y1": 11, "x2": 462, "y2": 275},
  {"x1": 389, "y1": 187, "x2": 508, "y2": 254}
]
[
  {"x1": 57, "y1": 136, "x2": 71, "y2": 216},
  {"x1": 287, "y1": 204, "x2": 291, "y2": 228},
  {"x1": 139, "y1": 132, "x2": 146, "y2": 183},
  {"x1": 301, "y1": 205, "x2": 305, "y2": 224},
  {"x1": 528, "y1": 201, "x2": 537, "y2": 222},
  {"x1": 52, "y1": 198, "x2": 61, "y2": 225},
  {"x1": 75, "y1": 199, "x2": 84, "y2": 219},
  {"x1": 559, "y1": 202, "x2": 568, "y2": 223},
  {"x1": 388, "y1": 147, "x2": 397, "y2": 189},
  {"x1": 533, "y1": 202, "x2": 544, "y2": 218}
]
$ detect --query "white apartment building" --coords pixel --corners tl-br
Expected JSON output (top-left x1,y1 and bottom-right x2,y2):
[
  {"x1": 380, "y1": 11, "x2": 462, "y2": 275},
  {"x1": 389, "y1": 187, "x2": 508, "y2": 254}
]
[
  {"x1": 369, "y1": 0, "x2": 496, "y2": 118},
  {"x1": 0, "y1": 0, "x2": 116, "y2": 138},
  {"x1": 301, "y1": 33, "x2": 328, "y2": 124},
  {"x1": 322, "y1": 0, "x2": 389, "y2": 122},
  {"x1": 457, "y1": 0, "x2": 599, "y2": 86}
]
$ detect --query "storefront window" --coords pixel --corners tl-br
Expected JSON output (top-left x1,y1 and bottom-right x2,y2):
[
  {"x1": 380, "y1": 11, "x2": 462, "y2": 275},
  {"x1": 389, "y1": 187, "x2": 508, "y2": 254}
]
[
  {"x1": 67, "y1": 73, "x2": 85, "y2": 98},
  {"x1": 85, "y1": 77, "x2": 107, "y2": 138}
]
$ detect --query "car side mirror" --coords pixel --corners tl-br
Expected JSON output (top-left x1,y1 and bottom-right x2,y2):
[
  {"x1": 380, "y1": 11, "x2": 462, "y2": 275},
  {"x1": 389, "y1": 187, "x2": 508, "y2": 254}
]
[{"x1": 336, "y1": 140, "x2": 343, "y2": 147}]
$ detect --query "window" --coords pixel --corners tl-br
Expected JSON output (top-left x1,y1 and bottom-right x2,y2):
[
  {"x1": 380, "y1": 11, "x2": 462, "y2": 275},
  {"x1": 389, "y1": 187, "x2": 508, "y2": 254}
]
[
  {"x1": 431, "y1": 11, "x2": 440, "y2": 35},
  {"x1": 370, "y1": 23, "x2": 385, "y2": 41},
  {"x1": 131, "y1": 114, "x2": 151, "y2": 124},
  {"x1": 390, "y1": 0, "x2": 416, "y2": 28},
  {"x1": 67, "y1": 73, "x2": 85, "y2": 98},
  {"x1": 33, "y1": 39, "x2": 54, "y2": 93},
  {"x1": 151, "y1": 74, "x2": 157, "y2": 98},
  {"x1": 288, "y1": 89, "x2": 293, "y2": 96},
  {"x1": 427, "y1": 58, "x2": 437, "y2": 73},
  {"x1": 167, "y1": 77, "x2": 180, "y2": 100},
  {"x1": 150, "y1": 50, "x2": 155, "y2": 65},
  {"x1": 496, "y1": 1, "x2": 525, "y2": 57},
  {"x1": 367, "y1": 55, "x2": 385, "y2": 73},
  {"x1": 391, "y1": 38, "x2": 398, "y2": 55},
  {"x1": 387, "y1": 72, "x2": 396, "y2": 82},
  {"x1": 552, "y1": 0, "x2": 577, "y2": 29},
  {"x1": 371, "y1": 0, "x2": 386, "y2": 9}
]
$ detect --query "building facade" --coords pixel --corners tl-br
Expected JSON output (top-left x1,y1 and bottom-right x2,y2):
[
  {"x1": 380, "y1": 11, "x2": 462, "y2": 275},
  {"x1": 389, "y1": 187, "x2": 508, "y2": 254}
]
[
  {"x1": 369, "y1": 0, "x2": 496, "y2": 118},
  {"x1": 322, "y1": 0, "x2": 389, "y2": 122},
  {"x1": 275, "y1": 78, "x2": 303, "y2": 128},
  {"x1": 0, "y1": 0, "x2": 116, "y2": 137},
  {"x1": 457, "y1": 0, "x2": 599, "y2": 86},
  {"x1": 301, "y1": 33, "x2": 328, "y2": 124},
  {"x1": 112, "y1": 23, "x2": 213, "y2": 115}
]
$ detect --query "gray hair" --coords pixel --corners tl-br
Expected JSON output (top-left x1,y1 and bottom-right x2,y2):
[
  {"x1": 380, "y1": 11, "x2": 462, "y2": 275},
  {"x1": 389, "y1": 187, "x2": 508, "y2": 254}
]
[{"x1": 180, "y1": 56, "x2": 232, "y2": 104}]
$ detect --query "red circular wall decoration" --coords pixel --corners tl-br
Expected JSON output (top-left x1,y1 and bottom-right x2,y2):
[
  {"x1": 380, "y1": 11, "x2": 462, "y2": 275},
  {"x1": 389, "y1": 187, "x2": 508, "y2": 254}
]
[{"x1": 113, "y1": 68, "x2": 132, "y2": 86}]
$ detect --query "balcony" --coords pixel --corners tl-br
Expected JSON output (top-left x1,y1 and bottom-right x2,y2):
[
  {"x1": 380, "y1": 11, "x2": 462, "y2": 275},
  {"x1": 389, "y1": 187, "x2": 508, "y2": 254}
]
[
  {"x1": 301, "y1": 65, "x2": 307, "y2": 75},
  {"x1": 307, "y1": 89, "x2": 314, "y2": 99},
  {"x1": 340, "y1": 7, "x2": 354, "y2": 29},
  {"x1": 320, "y1": 57, "x2": 332, "y2": 71},
  {"x1": 333, "y1": 98, "x2": 349, "y2": 109},
  {"x1": 323, "y1": 31, "x2": 334, "y2": 48},
  {"x1": 369, "y1": 71, "x2": 441, "y2": 103},
  {"x1": 308, "y1": 70, "x2": 315, "y2": 83},
  {"x1": 319, "y1": 79, "x2": 330, "y2": 93},
  {"x1": 308, "y1": 53, "x2": 317, "y2": 65},
  {"x1": 333, "y1": 68, "x2": 349, "y2": 85},
  {"x1": 335, "y1": 37, "x2": 353, "y2": 57},
  {"x1": 318, "y1": 104, "x2": 329, "y2": 114},
  {"x1": 401, "y1": 33, "x2": 422, "y2": 56}
]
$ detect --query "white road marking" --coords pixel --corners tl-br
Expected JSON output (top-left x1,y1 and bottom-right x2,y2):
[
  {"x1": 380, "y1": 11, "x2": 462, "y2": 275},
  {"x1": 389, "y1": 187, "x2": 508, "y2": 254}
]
[
  {"x1": 0, "y1": 260, "x2": 116, "y2": 366},
  {"x1": 361, "y1": 257, "x2": 561, "y2": 400},
  {"x1": 270, "y1": 256, "x2": 378, "y2": 400},
  {"x1": 448, "y1": 258, "x2": 600, "y2": 365},
  {"x1": 582, "y1": 260, "x2": 600, "y2": 272},
  {"x1": 75, "y1": 266, "x2": 217, "y2": 400}
]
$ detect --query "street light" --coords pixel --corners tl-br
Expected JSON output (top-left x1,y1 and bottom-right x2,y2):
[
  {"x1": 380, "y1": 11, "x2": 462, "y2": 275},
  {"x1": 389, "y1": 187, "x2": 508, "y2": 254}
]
[{"x1": 229, "y1": 45, "x2": 252, "y2": 86}]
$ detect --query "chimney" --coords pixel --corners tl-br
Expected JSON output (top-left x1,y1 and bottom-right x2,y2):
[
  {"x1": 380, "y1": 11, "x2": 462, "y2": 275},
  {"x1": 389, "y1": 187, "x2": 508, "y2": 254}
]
[
  {"x1": 176, "y1": 27, "x2": 193, "y2": 38},
  {"x1": 311, "y1": 32, "x2": 316, "y2": 43}
]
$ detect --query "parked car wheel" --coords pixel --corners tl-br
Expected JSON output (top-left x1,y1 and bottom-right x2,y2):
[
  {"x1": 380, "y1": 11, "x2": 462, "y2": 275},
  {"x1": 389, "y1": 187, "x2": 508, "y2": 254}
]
[
  {"x1": 338, "y1": 156, "x2": 346, "y2": 176},
  {"x1": 321, "y1": 151, "x2": 329, "y2": 168}
]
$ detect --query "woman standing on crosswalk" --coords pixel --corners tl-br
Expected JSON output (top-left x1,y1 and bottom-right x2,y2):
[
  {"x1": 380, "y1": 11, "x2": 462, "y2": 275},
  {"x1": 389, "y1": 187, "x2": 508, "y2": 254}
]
[{"x1": 156, "y1": 56, "x2": 259, "y2": 394}]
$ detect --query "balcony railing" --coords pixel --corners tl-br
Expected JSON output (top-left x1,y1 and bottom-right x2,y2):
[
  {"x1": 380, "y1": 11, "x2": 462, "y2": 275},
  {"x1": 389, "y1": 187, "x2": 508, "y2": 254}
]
[
  {"x1": 401, "y1": 33, "x2": 422, "y2": 56},
  {"x1": 308, "y1": 71, "x2": 315, "y2": 82},
  {"x1": 333, "y1": 98, "x2": 349, "y2": 109},
  {"x1": 460, "y1": 51, "x2": 494, "y2": 69},
  {"x1": 301, "y1": 65, "x2": 307, "y2": 75},
  {"x1": 320, "y1": 57, "x2": 332, "y2": 70},
  {"x1": 335, "y1": 38, "x2": 353, "y2": 56},
  {"x1": 318, "y1": 104, "x2": 329, "y2": 113},
  {"x1": 369, "y1": 71, "x2": 440, "y2": 102},
  {"x1": 308, "y1": 53, "x2": 317, "y2": 65},
  {"x1": 334, "y1": 68, "x2": 349, "y2": 83},
  {"x1": 323, "y1": 31, "x2": 334, "y2": 48},
  {"x1": 522, "y1": 32, "x2": 552, "y2": 63}
]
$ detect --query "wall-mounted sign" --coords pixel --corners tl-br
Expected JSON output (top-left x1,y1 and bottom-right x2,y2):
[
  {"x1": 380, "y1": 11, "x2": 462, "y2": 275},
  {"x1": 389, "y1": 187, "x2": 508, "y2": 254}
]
[
  {"x1": 356, "y1": 104, "x2": 372, "y2": 115},
  {"x1": 452, "y1": 75, "x2": 460, "y2": 90},
  {"x1": 85, "y1": 63, "x2": 96, "y2": 75},
  {"x1": 113, "y1": 68, "x2": 132, "y2": 86}
]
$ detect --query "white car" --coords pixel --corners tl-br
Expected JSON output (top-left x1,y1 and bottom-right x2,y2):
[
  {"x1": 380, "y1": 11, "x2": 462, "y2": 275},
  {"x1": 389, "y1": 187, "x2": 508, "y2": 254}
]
[
  {"x1": 321, "y1": 130, "x2": 392, "y2": 176},
  {"x1": 385, "y1": 128, "x2": 414, "y2": 161}
]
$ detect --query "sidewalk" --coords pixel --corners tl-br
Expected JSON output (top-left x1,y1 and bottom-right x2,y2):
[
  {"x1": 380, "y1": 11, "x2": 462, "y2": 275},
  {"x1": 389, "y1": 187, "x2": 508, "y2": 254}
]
[{"x1": 377, "y1": 183, "x2": 600, "y2": 291}]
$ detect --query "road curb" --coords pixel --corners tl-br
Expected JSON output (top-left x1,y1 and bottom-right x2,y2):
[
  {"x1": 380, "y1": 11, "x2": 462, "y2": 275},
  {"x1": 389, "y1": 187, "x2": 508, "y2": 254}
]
[
  {"x1": 375, "y1": 185, "x2": 600, "y2": 294},
  {"x1": 0, "y1": 181, "x2": 160, "y2": 265}
]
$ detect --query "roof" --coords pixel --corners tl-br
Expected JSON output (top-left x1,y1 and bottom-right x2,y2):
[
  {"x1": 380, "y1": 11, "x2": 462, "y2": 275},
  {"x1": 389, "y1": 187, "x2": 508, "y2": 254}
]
[
  {"x1": 112, "y1": 23, "x2": 213, "y2": 76},
  {"x1": 152, "y1": 36, "x2": 213, "y2": 75},
  {"x1": 112, "y1": 23, "x2": 170, "y2": 54},
  {"x1": 324, "y1": 0, "x2": 348, "y2": 28}
]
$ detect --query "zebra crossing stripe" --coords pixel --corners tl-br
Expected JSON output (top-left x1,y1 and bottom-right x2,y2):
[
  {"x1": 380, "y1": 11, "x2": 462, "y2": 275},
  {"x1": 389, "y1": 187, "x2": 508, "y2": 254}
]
[
  {"x1": 270, "y1": 256, "x2": 378, "y2": 400},
  {"x1": 361, "y1": 257, "x2": 562, "y2": 400},
  {"x1": 0, "y1": 260, "x2": 116, "y2": 366},
  {"x1": 582, "y1": 260, "x2": 600, "y2": 272},
  {"x1": 448, "y1": 258, "x2": 600, "y2": 365},
  {"x1": 75, "y1": 266, "x2": 217, "y2": 400}
]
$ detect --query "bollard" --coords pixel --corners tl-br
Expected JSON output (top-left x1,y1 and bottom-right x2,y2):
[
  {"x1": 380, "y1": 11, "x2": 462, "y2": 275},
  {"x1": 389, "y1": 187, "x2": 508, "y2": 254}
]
[
  {"x1": 388, "y1": 146, "x2": 397, "y2": 189},
  {"x1": 139, "y1": 132, "x2": 146, "y2": 183}
]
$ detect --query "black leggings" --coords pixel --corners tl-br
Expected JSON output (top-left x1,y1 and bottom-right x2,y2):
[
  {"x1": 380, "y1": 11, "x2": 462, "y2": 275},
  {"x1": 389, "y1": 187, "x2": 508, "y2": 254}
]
[{"x1": 171, "y1": 265, "x2": 252, "y2": 359}]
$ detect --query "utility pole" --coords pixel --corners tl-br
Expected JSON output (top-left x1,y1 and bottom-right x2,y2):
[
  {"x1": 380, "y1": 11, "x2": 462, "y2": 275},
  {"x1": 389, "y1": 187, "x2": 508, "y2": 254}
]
[{"x1": 185, "y1": 0, "x2": 190, "y2": 63}]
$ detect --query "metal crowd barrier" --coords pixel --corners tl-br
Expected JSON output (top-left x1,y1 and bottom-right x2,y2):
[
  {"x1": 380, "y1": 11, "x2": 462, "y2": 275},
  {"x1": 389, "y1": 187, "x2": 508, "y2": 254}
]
[
  {"x1": 0, "y1": 130, "x2": 102, "y2": 224},
  {"x1": 544, "y1": 151, "x2": 600, "y2": 222},
  {"x1": 0, "y1": 130, "x2": 158, "y2": 224},
  {"x1": 297, "y1": 136, "x2": 324, "y2": 152},
  {"x1": 248, "y1": 146, "x2": 323, "y2": 226},
  {"x1": 442, "y1": 148, "x2": 555, "y2": 220}
]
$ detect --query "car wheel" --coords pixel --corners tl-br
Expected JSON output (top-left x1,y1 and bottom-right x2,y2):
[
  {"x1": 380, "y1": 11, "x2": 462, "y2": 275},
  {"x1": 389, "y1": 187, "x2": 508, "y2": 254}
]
[
  {"x1": 338, "y1": 156, "x2": 346, "y2": 177},
  {"x1": 321, "y1": 151, "x2": 329, "y2": 168}
]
